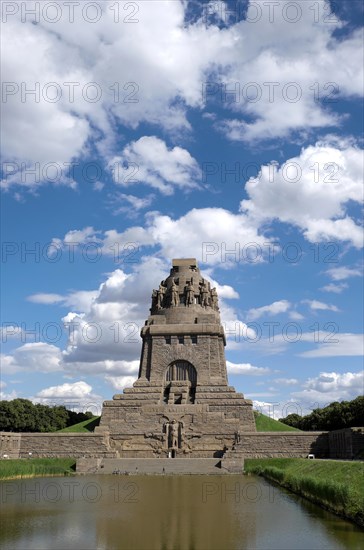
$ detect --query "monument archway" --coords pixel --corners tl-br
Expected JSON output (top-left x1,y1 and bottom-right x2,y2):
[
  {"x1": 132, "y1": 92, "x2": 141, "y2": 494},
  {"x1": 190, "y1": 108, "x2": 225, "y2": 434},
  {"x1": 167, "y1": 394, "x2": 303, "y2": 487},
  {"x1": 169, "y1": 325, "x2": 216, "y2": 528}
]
[
  {"x1": 166, "y1": 361, "x2": 197, "y2": 384},
  {"x1": 164, "y1": 361, "x2": 197, "y2": 404}
]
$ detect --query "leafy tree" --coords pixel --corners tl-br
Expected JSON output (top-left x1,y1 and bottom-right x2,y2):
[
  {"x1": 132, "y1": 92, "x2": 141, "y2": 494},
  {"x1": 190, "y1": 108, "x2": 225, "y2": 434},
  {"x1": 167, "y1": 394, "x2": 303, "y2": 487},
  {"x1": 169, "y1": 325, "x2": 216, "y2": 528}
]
[
  {"x1": 279, "y1": 413, "x2": 301, "y2": 428},
  {"x1": 279, "y1": 396, "x2": 364, "y2": 431},
  {"x1": 0, "y1": 399, "x2": 94, "y2": 432}
]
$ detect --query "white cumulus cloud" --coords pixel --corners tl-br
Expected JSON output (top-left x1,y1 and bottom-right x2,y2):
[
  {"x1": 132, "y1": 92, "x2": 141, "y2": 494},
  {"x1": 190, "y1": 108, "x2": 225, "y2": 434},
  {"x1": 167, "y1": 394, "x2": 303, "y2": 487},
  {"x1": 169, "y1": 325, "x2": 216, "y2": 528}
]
[
  {"x1": 240, "y1": 140, "x2": 363, "y2": 248},
  {"x1": 1, "y1": 343, "x2": 63, "y2": 374},
  {"x1": 3, "y1": 1, "x2": 363, "y2": 190},
  {"x1": 247, "y1": 300, "x2": 291, "y2": 320},
  {"x1": 110, "y1": 136, "x2": 201, "y2": 194},
  {"x1": 326, "y1": 266, "x2": 363, "y2": 281},
  {"x1": 303, "y1": 300, "x2": 339, "y2": 312},
  {"x1": 320, "y1": 283, "x2": 348, "y2": 294},
  {"x1": 292, "y1": 371, "x2": 364, "y2": 404},
  {"x1": 300, "y1": 333, "x2": 364, "y2": 358},
  {"x1": 227, "y1": 361, "x2": 271, "y2": 376}
]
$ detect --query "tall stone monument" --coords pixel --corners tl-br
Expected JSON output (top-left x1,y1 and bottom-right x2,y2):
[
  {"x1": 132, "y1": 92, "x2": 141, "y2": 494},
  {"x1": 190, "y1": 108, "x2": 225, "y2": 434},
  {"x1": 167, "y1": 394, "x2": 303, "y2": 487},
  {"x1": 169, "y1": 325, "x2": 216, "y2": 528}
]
[{"x1": 97, "y1": 258, "x2": 255, "y2": 457}]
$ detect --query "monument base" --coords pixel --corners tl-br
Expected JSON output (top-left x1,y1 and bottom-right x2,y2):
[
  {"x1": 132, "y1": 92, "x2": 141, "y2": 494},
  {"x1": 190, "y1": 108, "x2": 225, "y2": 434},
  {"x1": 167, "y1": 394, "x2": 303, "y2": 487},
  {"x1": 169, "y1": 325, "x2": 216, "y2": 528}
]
[{"x1": 97, "y1": 393, "x2": 255, "y2": 458}]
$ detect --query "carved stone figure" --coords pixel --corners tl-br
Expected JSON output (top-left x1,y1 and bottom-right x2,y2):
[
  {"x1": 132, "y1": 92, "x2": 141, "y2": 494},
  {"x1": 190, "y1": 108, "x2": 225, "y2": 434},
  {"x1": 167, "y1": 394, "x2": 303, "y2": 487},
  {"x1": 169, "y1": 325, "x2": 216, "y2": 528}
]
[
  {"x1": 169, "y1": 420, "x2": 179, "y2": 449},
  {"x1": 151, "y1": 289, "x2": 158, "y2": 312},
  {"x1": 200, "y1": 281, "x2": 209, "y2": 307},
  {"x1": 210, "y1": 287, "x2": 219, "y2": 310},
  {"x1": 157, "y1": 284, "x2": 166, "y2": 309},
  {"x1": 185, "y1": 281, "x2": 195, "y2": 306},
  {"x1": 163, "y1": 420, "x2": 184, "y2": 450},
  {"x1": 170, "y1": 280, "x2": 179, "y2": 307}
]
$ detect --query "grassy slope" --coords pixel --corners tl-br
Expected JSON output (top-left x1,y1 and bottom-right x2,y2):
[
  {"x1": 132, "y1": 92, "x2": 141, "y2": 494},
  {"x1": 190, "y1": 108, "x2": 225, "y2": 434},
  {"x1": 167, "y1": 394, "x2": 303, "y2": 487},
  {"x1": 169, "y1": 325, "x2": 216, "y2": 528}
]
[
  {"x1": 0, "y1": 458, "x2": 76, "y2": 480},
  {"x1": 255, "y1": 412, "x2": 300, "y2": 431},
  {"x1": 245, "y1": 458, "x2": 364, "y2": 527},
  {"x1": 61, "y1": 412, "x2": 295, "y2": 433},
  {"x1": 57, "y1": 416, "x2": 100, "y2": 432}
]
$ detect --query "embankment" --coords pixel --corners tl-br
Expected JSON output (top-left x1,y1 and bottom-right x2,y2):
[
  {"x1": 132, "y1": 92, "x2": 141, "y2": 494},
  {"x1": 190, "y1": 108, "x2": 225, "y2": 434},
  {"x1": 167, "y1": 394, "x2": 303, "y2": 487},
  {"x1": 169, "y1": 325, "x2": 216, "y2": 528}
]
[
  {"x1": 0, "y1": 458, "x2": 76, "y2": 480},
  {"x1": 245, "y1": 458, "x2": 364, "y2": 528}
]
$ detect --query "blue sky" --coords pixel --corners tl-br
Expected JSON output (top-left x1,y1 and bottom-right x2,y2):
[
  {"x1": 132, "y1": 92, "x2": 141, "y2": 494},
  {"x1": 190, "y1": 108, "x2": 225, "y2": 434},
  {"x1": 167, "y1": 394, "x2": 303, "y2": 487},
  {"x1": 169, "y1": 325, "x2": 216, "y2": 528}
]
[{"x1": 1, "y1": 0, "x2": 363, "y2": 419}]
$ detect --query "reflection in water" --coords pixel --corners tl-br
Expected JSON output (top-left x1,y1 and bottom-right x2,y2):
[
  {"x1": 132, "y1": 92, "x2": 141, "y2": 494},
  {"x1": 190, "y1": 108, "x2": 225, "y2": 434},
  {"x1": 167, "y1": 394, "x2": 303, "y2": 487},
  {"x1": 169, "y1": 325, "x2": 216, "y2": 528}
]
[{"x1": 0, "y1": 475, "x2": 363, "y2": 550}]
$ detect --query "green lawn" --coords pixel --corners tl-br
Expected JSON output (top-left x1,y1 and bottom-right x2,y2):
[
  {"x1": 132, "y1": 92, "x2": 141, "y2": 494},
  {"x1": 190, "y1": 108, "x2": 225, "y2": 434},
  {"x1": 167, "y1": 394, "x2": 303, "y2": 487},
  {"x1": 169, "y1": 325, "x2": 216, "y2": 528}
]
[
  {"x1": 254, "y1": 412, "x2": 300, "y2": 431},
  {"x1": 0, "y1": 458, "x2": 76, "y2": 479},
  {"x1": 245, "y1": 458, "x2": 364, "y2": 527},
  {"x1": 57, "y1": 416, "x2": 100, "y2": 432}
]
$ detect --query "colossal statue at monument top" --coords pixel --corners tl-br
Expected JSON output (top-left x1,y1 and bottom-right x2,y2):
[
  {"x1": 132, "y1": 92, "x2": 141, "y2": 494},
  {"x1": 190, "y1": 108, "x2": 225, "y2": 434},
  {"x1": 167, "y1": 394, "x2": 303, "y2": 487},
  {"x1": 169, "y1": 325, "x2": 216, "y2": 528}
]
[{"x1": 97, "y1": 258, "x2": 256, "y2": 458}]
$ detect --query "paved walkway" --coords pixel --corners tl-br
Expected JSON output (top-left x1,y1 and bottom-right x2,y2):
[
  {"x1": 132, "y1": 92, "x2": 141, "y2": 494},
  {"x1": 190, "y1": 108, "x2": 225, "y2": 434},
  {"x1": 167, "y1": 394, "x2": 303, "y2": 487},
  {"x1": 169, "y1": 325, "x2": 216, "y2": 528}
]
[{"x1": 98, "y1": 458, "x2": 225, "y2": 475}]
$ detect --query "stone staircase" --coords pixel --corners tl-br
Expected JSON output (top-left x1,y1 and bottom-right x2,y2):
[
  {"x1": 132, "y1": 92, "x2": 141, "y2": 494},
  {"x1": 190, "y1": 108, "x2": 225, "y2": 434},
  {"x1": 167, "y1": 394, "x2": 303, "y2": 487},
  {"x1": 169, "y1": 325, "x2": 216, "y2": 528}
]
[{"x1": 77, "y1": 457, "x2": 227, "y2": 475}]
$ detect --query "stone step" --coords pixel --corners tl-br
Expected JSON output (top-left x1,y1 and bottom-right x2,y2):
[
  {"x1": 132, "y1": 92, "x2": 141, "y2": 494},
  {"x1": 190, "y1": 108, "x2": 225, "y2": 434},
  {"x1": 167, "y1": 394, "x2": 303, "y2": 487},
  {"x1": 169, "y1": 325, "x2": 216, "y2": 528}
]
[
  {"x1": 196, "y1": 400, "x2": 248, "y2": 407},
  {"x1": 195, "y1": 386, "x2": 236, "y2": 393},
  {"x1": 195, "y1": 396, "x2": 246, "y2": 402},
  {"x1": 117, "y1": 394, "x2": 162, "y2": 400},
  {"x1": 123, "y1": 385, "x2": 162, "y2": 392},
  {"x1": 195, "y1": 391, "x2": 240, "y2": 396}
]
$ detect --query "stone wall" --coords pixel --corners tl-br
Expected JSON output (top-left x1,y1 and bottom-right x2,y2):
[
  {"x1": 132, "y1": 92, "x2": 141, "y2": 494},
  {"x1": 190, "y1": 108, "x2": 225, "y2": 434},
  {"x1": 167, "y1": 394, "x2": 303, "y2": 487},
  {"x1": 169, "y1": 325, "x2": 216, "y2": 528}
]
[
  {"x1": 328, "y1": 427, "x2": 364, "y2": 459},
  {"x1": 0, "y1": 430, "x2": 327, "y2": 460},
  {"x1": 0, "y1": 432, "x2": 21, "y2": 458},
  {"x1": 0, "y1": 432, "x2": 115, "y2": 459},
  {"x1": 2, "y1": 429, "x2": 362, "y2": 461},
  {"x1": 224, "y1": 431, "x2": 329, "y2": 460}
]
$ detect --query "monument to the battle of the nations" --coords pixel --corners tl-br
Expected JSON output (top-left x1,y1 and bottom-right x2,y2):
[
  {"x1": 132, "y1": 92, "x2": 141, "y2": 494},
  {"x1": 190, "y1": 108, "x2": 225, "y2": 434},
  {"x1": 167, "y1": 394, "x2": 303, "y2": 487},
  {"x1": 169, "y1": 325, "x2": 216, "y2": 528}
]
[
  {"x1": 96, "y1": 258, "x2": 256, "y2": 458},
  {"x1": 2, "y1": 257, "x2": 360, "y2": 467}
]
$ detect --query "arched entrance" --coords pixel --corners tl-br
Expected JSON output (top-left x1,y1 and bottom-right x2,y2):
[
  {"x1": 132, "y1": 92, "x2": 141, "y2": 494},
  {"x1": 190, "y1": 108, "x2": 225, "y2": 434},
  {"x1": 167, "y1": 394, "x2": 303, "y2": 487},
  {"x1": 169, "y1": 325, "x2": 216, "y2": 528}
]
[{"x1": 163, "y1": 361, "x2": 197, "y2": 404}]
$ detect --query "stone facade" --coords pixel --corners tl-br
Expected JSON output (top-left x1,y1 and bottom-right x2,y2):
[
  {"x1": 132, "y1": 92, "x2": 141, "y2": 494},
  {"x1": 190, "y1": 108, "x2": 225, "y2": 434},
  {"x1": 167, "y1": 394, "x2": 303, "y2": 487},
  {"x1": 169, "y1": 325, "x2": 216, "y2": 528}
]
[{"x1": 96, "y1": 258, "x2": 256, "y2": 458}]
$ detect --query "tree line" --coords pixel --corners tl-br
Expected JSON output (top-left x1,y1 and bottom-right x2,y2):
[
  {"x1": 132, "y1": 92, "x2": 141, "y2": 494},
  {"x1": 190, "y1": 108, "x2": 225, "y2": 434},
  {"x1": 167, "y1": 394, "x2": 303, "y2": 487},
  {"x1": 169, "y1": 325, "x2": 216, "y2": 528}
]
[
  {"x1": 279, "y1": 396, "x2": 364, "y2": 431},
  {"x1": 0, "y1": 399, "x2": 94, "y2": 432}
]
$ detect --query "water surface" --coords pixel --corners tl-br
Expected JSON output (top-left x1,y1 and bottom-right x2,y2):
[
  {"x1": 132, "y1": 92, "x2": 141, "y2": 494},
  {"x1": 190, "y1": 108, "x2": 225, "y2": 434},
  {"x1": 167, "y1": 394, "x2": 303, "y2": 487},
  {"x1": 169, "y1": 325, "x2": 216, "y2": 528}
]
[{"x1": 1, "y1": 475, "x2": 363, "y2": 549}]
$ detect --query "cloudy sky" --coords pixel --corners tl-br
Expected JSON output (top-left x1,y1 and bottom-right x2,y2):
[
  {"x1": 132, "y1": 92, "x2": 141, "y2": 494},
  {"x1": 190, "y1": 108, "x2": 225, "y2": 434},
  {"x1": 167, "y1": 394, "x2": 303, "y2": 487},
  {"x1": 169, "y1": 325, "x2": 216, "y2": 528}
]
[{"x1": 1, "y1": 0, "x2": 363, "y2": 419}]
